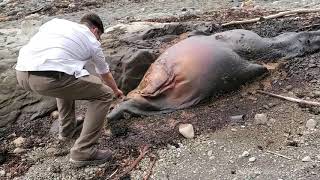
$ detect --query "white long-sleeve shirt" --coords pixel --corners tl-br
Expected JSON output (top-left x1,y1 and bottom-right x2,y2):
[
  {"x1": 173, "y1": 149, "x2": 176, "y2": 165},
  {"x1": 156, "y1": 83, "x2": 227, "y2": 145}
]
[{"x1": 16, "y1": 18, "x2": 109, "y2": 78}]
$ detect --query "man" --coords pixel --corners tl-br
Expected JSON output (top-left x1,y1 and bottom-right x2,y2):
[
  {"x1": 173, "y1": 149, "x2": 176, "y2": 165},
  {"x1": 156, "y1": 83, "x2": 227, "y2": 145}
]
[{"x1": 15, "y1": 13, "x2": 123, "y2": 167}]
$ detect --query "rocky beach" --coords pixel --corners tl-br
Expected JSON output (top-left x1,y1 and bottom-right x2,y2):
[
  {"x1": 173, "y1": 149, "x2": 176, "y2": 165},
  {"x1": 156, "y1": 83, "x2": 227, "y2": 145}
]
[{"x1": 1, "y1": 0, "x2": 320, "y2": 179}]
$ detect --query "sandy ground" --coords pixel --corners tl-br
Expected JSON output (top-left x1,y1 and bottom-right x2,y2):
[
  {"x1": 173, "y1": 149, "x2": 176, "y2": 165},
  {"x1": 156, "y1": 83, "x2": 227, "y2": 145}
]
[{"x1": 1, "y1": 0, "x2": 320, "y2": 180}]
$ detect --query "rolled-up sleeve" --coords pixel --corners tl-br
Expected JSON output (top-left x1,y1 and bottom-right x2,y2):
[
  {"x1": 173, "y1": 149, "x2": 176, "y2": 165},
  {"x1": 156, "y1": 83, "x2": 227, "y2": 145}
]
[{"x1": 92, "y1": 48, "x2": 110, "y2": 74}]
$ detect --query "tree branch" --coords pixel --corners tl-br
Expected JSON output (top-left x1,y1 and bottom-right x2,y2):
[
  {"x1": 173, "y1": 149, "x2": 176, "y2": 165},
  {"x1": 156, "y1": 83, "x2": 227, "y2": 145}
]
[{"x1": 222, "y1": 8, "x2": 320, "y2": 27}]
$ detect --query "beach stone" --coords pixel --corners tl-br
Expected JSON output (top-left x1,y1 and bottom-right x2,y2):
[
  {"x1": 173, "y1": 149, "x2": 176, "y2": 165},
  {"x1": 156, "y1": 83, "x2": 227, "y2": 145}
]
[
  {"x1": 249, "y1": 157, "x2": 256, "y2": 162},
  {"x1": 178, "y1": 123, "x2": 195, "y2": 139},
  {"x1": 254, "y1": 113, "x2": 268, "y2": 125},
  {"x1": 13, "y1": 137, "x2": 25, "y2": 147},
  {"x1": 302, "y1": 156, "x2": 312, "y2": 162},
  {"x1": 306, "y1": 119, "x2": 317, "y2": 129},
  {"x1": 13, "y1": 147, "x2": 26, "y2": 154}
]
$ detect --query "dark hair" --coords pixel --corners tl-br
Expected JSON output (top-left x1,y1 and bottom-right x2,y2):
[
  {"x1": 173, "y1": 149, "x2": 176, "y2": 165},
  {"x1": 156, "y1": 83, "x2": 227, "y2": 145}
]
[{"x1": 80, "y1": 13, "x2": 104, "y2": 33}]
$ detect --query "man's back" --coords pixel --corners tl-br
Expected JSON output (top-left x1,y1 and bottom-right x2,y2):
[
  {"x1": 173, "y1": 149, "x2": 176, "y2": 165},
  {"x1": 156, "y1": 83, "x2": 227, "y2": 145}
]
[{"x1": 16, "y1": 18, "x2": 102, "y2": 77}]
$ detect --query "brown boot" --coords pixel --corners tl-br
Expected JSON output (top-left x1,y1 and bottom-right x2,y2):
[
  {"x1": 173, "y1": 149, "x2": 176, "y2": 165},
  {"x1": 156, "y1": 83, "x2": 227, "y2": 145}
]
[{"x1": 69, "y1": 149, "x2": 113, "y2": 167}]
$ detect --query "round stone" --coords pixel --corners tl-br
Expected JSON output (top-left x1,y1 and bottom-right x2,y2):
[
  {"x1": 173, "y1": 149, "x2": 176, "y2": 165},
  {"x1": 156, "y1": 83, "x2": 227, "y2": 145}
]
[
  {"x1": 249, "y1": 157, "x2": 256, "y2": 162},
  {"x1": 306, "y1": 119, "x2": 317, "y2": 129}
]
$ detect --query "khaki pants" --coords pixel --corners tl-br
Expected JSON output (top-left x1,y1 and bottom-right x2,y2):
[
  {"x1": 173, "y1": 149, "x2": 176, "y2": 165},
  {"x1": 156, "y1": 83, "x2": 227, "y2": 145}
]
[{"x1": 16, "y1": 70, "x2": 114, "y2": 160}]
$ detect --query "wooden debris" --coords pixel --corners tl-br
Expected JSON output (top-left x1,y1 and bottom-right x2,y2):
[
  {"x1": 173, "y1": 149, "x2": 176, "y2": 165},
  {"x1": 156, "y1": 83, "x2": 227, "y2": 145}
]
[
  {"x1": 143, "y1": 154, "x2": 157, "y2": 180},
  {"x1": 222, "y1": 8, "x2": 320, "y2": 27},
  {"x1": 118, "y1": 145, "x2": 150, "y2": 178},
  {"x1": 257, "y1": 90, "x2": 320, "y2": 107},
  {"x1": 266, "y1": 150, "x2": 292, "y2": 160},
  {"x1": 108, "y1": 168, "x2": 118, "y2": 179}
]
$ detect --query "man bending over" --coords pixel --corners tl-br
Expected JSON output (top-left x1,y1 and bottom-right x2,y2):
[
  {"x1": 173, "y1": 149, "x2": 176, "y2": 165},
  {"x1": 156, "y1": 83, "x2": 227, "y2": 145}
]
[{"x1": 15, "y1": 13, "x2": 123, "y2": 167}]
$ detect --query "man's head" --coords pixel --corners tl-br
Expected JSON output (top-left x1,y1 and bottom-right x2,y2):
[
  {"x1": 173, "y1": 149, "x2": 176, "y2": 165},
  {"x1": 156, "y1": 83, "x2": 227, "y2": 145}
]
[{"x1": 80, "y1": 13, "x2": 104, "y2": 41}]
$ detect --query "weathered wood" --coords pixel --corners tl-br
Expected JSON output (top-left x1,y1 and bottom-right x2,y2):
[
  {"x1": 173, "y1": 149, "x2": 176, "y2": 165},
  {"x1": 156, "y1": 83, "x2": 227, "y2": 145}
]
[
  {"x1": 222, "y1": 8, "x2": 320, "y2": 27},
  {"x1": 257, "y1": 90, "x2": 320, "y2": 107}
]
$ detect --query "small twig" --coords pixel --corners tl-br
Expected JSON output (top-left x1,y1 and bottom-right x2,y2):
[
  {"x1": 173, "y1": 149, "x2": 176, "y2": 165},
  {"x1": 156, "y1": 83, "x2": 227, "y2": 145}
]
[
  {"x1": 222, "y1": 8, "x2": 320, "y2": 27},
  {"x1": 119, "y1": 145, "x2": 150, "y2": 177},
  {"x1": 143, "y1": 154, "x2": 157, "y2": 180},
  {"x1": 108, "y1": 168, "x2": 118, "y2": 179},
  {"x1": 257, "y1": 90, "x2": 320, "y2": 107},
  {"x1": 266, "y1": 150, "x2": 292, "y2": 160}
]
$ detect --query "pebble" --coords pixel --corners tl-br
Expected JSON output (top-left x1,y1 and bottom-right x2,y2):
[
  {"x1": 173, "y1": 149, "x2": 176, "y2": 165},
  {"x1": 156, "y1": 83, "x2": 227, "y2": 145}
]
[
  {"x1": 308, "y1": 63, "x2": 317, "y2": 68},
  {"x1": 207, "y1": 150, "x2": 213, "y2": 156},
  {"x1": 263, "y1": 105, "x2": 269, "y2": 109},
  {"x1": 231, "y1": 128, "x2": 237, "y2": 132},
  {"x1": 76, "y1": 116, "x2": 84, "y2": 121},
  {"x1": 13, "y1": 147, "x2": 26, "y2": 154},
  {"x1": 6, "y1": 172, "x2": 11, "y2": 178},
  {"x1": 240, "y1": 151, "x2": 250, "y2": 157},
  {"x1": 285, "y1": 85, "x2": 293, "y2": 90},
  {"x1": 269, "y1": 118, "x2": 276, "y2": 123},
  {"x1": 178, "y1": 123, "x2": 195, "y2": 139},
  {"x1": 98, "y1": 164, "x2": 106, "y2": 168},
  {"x1": 51, "y1": 111, "x2": 59, "y2": 119},
  {"x1": 13, "y1": 136, "x2": 26, "y2": 147},
  {"x1": 46, "y1": 147, "x2": 58, "y2": 155},
  {"x1": 68, "y1": 3, "x2": 76, "y2": 8},
  {"x1": 0, "y1": 170, "x2": 5, "y2": 177},
  {"x1": 302, "y1": 156, "x2": 312, "y2": 162},
  {"x1": 254, "y1": 113, "x2": 268, "y2": 125},
  {"x1": 288, "y1": 91, "x2": 295, "y2": 96},
  {"x1": 249, "y1": 157, "x2": 256, "y2": 162},
  {"x1": 313, "y1": 91, "x2": 320, "y2": 98},
  {"x1": 306, "y1": 119, "x2": 317, "y2": 129},
  {"x1": 7, "y1": 132, "x2": 16, "y2": 138}
]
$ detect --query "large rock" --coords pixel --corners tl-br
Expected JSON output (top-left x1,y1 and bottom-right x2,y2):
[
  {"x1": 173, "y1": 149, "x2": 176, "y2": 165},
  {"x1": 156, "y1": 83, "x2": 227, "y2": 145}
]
[
  {"x1": 116, "y1": 49, "x2": 156, "y2": 94},
  {"x1": 0, "y1": 18, "x2": 56, "y2": 128},
  {"x1": 0, "y1": 62, "x2": 57, "y2": 127}
]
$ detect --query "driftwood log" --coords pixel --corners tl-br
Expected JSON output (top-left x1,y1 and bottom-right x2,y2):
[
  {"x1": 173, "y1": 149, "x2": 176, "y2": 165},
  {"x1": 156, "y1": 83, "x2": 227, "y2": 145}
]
[{"x1": 222, "y1": 8, "x2": 320, "y2": 27}]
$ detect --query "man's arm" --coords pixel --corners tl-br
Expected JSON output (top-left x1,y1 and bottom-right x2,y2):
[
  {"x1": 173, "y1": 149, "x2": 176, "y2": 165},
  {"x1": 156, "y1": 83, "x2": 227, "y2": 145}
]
[
  {"x1": 89, "y1": 46, "x2": 124, "y2": 98},
  {"x1": 100, "y1": 72, "x2": 124, "y2": 98}
]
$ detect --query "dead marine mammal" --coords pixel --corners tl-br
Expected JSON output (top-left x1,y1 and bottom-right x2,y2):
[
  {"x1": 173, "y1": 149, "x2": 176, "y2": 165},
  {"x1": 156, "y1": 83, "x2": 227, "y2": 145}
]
[{"x1": 107, "y1": 29, "x2": 320, "y2": 121}]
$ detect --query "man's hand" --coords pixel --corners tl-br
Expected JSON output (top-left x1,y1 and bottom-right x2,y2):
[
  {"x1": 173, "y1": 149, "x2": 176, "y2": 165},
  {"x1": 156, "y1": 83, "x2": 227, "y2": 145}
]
[
  {"x1": 100, "y1": 72, "x2": 125, "y2": 99},
  {"x1": 114, "y1": 89, "x2": 124, "y2": 99}
]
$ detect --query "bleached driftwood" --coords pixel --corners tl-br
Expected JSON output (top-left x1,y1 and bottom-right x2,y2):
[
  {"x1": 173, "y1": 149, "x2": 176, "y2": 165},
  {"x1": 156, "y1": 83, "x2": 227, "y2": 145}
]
[
  {"x1": 266, "y1": 150, "x2": 292, "y2": 160},
  {"x1": 257, "y1": 90, "x2": 320, "y2": 107},
  {"x1": 222, "y1": 8, "x2": 320, "y2": 27}
]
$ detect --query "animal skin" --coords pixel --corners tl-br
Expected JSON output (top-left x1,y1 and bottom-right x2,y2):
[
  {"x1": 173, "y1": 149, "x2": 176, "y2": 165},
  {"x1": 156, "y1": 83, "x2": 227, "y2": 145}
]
[{"x1": 107, "y1": 29, "x2": 320, "y2": 121}]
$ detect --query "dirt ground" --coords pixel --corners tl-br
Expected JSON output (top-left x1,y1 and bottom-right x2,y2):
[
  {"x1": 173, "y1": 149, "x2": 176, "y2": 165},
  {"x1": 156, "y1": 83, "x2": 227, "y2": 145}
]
[{"x1": 1, "y1": 0, "x2": 320, "y2": 180}]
